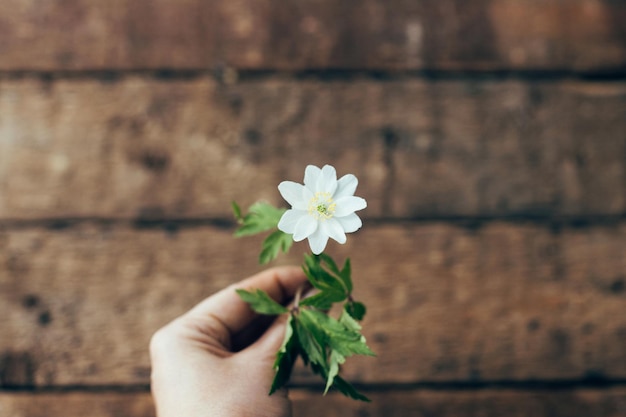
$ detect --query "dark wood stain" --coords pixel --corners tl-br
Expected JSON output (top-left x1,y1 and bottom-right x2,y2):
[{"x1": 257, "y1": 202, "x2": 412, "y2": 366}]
[{"x1": 0, "y1": 351, "x2": 35, "y2": 387}]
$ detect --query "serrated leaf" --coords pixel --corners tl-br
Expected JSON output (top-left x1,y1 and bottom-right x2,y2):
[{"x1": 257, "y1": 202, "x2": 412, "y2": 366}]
[
  {"x1": 340, "y1": 258, "x2": 353, "y2": 293},
  {"x1": 259, "y1": 230, "x2": 293, "y2": 264},
  {"x1": 324, "y1": 350, "x2": 346, "y2": 394},
  {"x1": 332, "y1": 376, "x2": 371, "y2": 402},
  {"x1": 303, "y1": 254, "x2": 349, "y2": 300},
  {"x1": 317, "y1": 254, "x2": 352, "y2": 294},
  {"x1": 236, "y1": 289, "x2": 288, "y2": 315},
  {"x1": 339, "y1": 309, "x2": 362, "y2": 332},
  {"x1": 318, "y1": 253, "x2": 341, "y2": 275},
  {"x1": 274, "y1": 315, "x2": 294, "y2": 368},
  {"x1": 297, "y1": 309, "x2": 374, "y2": 401},
  {"x1": 299, "y1": 288, "x2": 346, "y2": 310},
  {"x1": 345, "y1": 301, "x2": 366, "y2": 321},
  {"x1": 300, "y1": 309, "x2": 375, "y2": 358},
  {"x1": 269, "y1": 315, "x2": 299, "y2": 395},
  {"x1": 234, "y1": 202, "x2": 286, "y2": 237},
  {"x1": 294, "y1": 315, "x2": 327, "y2": 370}
]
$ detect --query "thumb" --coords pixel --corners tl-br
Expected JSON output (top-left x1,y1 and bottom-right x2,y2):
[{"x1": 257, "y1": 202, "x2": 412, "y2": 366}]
[{"x1": 244, "y1": 314, "x2": 291, "y2": 360}]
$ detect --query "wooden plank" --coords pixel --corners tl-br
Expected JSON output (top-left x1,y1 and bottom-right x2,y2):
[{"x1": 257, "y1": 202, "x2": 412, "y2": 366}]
[
  {"x1": 0, "y1": 223, "x2": 624, "y2": 386},
  {"x1": 0, "y1": 392, "x2": 155, "y2": 417},
  {"x1": 2, "y1": 388, "x2": 626, "y2": 417},
  {"x1": 0, "y1": 0, "x2": 624, "y2": 71},
  {"x1": 1, "y1": 78, "x2": 624, "y2": 220},
  {"x1": 292, "y1": 388, "x2": 626, "y2": 417}
]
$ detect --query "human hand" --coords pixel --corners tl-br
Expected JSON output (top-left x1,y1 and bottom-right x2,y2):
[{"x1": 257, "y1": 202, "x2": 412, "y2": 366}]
[{"x1": 150, "y1": 267, "x2": 309, "y2": 417}]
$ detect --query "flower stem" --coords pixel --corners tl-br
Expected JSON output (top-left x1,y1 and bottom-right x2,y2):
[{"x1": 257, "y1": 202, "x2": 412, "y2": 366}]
[{"x1": 291, "y1": 284, "x2": 304, "y2": 314}]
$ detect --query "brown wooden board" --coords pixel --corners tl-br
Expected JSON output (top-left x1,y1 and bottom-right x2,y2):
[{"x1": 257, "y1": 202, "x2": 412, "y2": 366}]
[
  {"x1": 1, "y1": 78, "x2": 624, "y2": 220},
  {"x1": 291, "y1": 388, "x2": 626, "y2": 417},
  {"x1": 0, "y1": 223, "x2": 624, "y2": 387},
  {"x1": 0, "y1": 0, "x2": 624, "y2": 71},
  {"x1": 2, "y1": 388, "x2": 626, "y2": 417},
  {"x1": 0, "y1": 392, "x2": 155, "y2": 417}
]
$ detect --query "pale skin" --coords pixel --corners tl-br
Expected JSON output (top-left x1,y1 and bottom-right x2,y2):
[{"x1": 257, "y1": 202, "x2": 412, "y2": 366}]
[{"x1": 150, "y1": 266, "x2": 309, "y2": 417}]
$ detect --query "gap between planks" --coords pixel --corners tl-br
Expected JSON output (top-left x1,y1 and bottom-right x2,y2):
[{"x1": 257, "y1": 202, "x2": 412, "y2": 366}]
[
  {"x1": 0, "y1": 215, "x2": 625, "y2": 232},
  {"x1": 0, "y1": 68, "x2": 626, "y2": 84}
]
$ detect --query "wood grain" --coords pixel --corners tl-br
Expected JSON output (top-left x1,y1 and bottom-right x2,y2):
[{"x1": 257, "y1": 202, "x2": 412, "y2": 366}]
[
  {"x1": 0, "y1": 0, "x2": 624, "y2": 71},
  {"x1": 2, "y1": 388, "x2": 626, "y2": 417},
  {"x1": 0, "y1": 223, "x2": 624, "y2": 387},
  {"x1": 1, "y1": 78, "x2": 624, "y2": 220},
  {"x1": 0, "y1": 392, "x2": 155, "y2": 417},
  {"x1": 292, "y1": 388, "x2": 626, "y2": 417}
]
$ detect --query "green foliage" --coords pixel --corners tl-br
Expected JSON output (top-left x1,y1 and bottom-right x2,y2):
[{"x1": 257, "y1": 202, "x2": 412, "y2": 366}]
[
  {"x1": 345, "y1": 301, "x2": 367, "y2": 321},
  {"x1": 297, "y1": 309, "x2": 374, "y2": 395},
  {"x1": 318, "y1": 253, "x2": 352, "y2": 293},
  {"x1": 231, "y1": 201, "x2": 242, "y2": 220},
  {"x1": 269, "y1": 315, "x2": 299, "y2": 394},
  {"x1": 326, "y1": 350, "x2": 345, "y2": 394},
  {"x1": 235, "y1": 289, "x2": 288, "y2": 315},
  {"x1": 332, "y1": 376, "x2": 371, "y2": 402},
  {"x1": 232, "y1": 201, "x2": 291, "y2": 264},
  {"x1": 232, "y1": 200, "x2": 373, "y2": 402},
  {"x1": 259, "y1": 230, "x2": 293, "y2": 264},
  {"x1": 300, "y1": 254, "x2": 354, "y2": 309},
  {"x1": 233, "y1": 202, "x2": 286, "y2": 237}
]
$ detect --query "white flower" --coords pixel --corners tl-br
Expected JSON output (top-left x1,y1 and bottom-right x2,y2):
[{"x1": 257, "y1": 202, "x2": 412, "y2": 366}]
[{"x1": 277, "y1": 164, "x2": 367, "y2": 255}]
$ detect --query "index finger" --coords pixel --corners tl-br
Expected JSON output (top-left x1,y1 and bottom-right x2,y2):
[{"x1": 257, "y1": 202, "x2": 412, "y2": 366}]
[{"x1": 185, "y1": 266, "x2": 308, "y2": 336}]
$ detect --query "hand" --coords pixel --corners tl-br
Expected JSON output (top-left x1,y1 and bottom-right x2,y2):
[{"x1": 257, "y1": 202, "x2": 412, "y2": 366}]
[{"x1": 150, "y1": 267, "x2": 309, "y2": 417}]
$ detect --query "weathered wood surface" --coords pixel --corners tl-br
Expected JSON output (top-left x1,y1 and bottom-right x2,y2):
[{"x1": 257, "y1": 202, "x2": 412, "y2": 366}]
[
  {"x1": 1, "y1": 223, "x2": 624, "y2": 387},
  {"x1": 2, "y1": 388, "x2": 626, "y2": 417},
  {"x1": 0, "y1": 392, "x2": 155, "y2": 417},
  {"x1": 0, "y1": 0, "x2": 625, "y2": 71},
  {"x1": 1, "y1": 78, "x2": 624, "y2": 220},
  {"x1": 292, "y1": 389, "x2": 626, "y2": 417}
]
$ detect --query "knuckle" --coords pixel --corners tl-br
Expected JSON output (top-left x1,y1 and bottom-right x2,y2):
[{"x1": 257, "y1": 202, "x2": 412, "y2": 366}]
[{"x1": 149, "y1": 325, "x2": 175, "y2": 358}]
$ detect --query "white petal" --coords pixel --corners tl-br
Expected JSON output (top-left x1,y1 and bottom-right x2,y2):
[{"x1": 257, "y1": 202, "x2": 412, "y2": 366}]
[
  {"x1": 334, "y1": 174, "x2": 358, "y2": 199},
  {"x1": 334, "y1": 196, "x2": 367, "y2": 217},
  {"x1": 335, "y1": 213, "x2": 362, "y2": 233},
  {"x1": 307, "y1": 228, "x2": 329, "y2": 255},
  {"x1": 277, "y1": 209, "x2": 305, "y2": 234},
  {"x1": 304, "y1": 165, "x2": 321, "y2": 190},
  {"x1": 316, "y1": 165, "x2": 338, "y2": 194},
  {"x1": 321, "y1": 218, "x2": 347, "y2": 244},
  {"x1": 278, "y1": 181, "x2": 308, "y2": 210},
  {"x1": 293, "y1": 215, "x2": 318, "y2": 242}
]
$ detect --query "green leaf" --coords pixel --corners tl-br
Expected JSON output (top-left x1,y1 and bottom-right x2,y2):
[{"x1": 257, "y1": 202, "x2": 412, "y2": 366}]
[
  {"x1": 299, "y1": 288, "x2": 346, "y2": 310},
  {"x1": 300, "y1": 309, "x2": 375, "y2": 358},
  {"x1": 340, "y1": 258, "x2": 353, "y2": 293},
  {"x1": 318, "y1": 253, "x2": 341, "y2": 275},
  {"x1": 274, "y1": 315, "x2": 294, "y2": 368},
  {"x1": 345, "y1": 301, "x2": 366, "y2": 321},
  {"x1": 236, "y1": 289, "x2": 288, "y2": 315},
  {"x1": 231, "y1": 201, "x2": 242, "y2": 221},
  {"x1": 324, "y1": 309, "x2": 374, "y2": 357},
  {"x1": 296, "y1": 309, "x2": 374, "y2": 401},
  {"x1": 294, "y1": 314, "x2": 327, "y2": 371},
  {"x1": 259, "y1": 230, "x2": 293, "y2": 264},
  {"x1": 338, "y1": 309, "x2": 362, "y2": 332},
  {"x1": 269, "y1": 316, "x2": 299, "y2": 394},
  {"x1": 332, "y1": 376, "x2": 371, "y2": 402},
  {"x1": 302, "y1": 254, "x2": 349, "y2": 301},
  {"x1": 301, "y1": 253, "x2": 352, "y2": 310},
  {"x1": 317, "y1": 254, "x2": 352, "y2": 294},
  {"x1": 234, "y1": 202, "x2": 286, "y2": 237},
  {"x1": 325, "y1": 350, "x2": 345, "y2": 394}
]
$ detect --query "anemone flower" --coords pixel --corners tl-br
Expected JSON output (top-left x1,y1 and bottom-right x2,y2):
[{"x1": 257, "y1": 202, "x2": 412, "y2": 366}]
[{"x1": 277, "y1": 164, "x2": 367, "y2": 254}]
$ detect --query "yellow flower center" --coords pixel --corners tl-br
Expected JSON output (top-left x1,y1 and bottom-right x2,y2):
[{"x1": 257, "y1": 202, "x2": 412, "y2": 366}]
[{"x1": 308, "y1": 192, "x2": 336, "y2": 220}]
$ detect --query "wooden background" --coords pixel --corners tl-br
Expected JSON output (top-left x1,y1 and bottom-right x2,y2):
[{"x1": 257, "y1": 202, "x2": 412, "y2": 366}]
[{"x1": 1, "y1": 1, "x2": 625, "y2": 416}]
